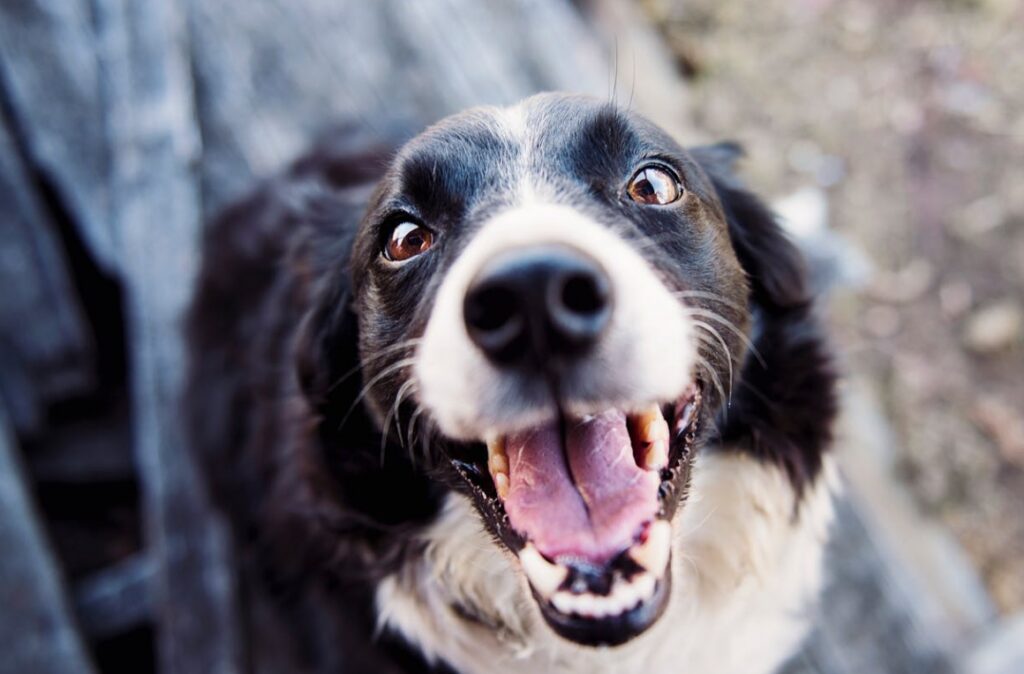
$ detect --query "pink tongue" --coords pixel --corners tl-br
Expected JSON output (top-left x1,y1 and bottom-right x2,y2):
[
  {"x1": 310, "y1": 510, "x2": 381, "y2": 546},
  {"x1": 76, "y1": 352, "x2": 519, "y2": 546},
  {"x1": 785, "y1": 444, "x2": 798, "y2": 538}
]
[{"x1": 504, "y1": 410, "x2": 659, "y2": 564}]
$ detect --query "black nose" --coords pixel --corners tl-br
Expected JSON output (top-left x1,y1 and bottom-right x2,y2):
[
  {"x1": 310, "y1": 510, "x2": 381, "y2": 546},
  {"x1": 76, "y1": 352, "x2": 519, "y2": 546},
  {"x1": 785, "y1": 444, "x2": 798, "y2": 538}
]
[{"x1": 463, "y1": 246, "x2": 613, "y2": 365}]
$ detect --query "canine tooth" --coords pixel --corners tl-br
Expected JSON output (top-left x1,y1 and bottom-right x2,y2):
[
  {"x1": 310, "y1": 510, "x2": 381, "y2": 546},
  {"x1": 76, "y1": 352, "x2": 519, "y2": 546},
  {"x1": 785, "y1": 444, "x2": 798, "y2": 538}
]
[
  {"x1": 519, "y1": 544, "x2": 568, "y2": 598},
  {"x1": 494, "y1": 472, "x2": 510, "y2": 500},
  {"x1": 487, "y1": 436, "x2": 508, "y2": 473},
  {"x1": 634, "y1": 573, "x2": 656, "y2": 602},
  {"x1": 632, "y1": 405, "x2": 670, "y2": 471},
  {"x1": 487, "y1": 436, "x2": 510, "y2": 498},
  {"x1": 630, "y1": 520, "x2": 672, "y2": 577}
]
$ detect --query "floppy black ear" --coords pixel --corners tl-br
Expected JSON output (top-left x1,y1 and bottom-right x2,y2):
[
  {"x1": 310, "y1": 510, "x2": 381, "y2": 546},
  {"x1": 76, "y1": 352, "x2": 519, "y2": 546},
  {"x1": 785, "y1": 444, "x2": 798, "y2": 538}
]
[
  {"x1": 294, "y1": 273, "x2": 359, "y2": 410},
  {"x1": 691, "y1": 143, "x2": 836, "y2": 497},
  {"x1": 691, "y1": 142, "x2": 809, "y2": 310}
]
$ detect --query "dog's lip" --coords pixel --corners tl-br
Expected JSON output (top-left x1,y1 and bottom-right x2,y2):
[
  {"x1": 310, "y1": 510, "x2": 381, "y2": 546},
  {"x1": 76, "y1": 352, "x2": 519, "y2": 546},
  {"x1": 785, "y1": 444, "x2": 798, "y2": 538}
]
[{"x1": 447, "y1": 383, "x2": 703, "y2": 646}]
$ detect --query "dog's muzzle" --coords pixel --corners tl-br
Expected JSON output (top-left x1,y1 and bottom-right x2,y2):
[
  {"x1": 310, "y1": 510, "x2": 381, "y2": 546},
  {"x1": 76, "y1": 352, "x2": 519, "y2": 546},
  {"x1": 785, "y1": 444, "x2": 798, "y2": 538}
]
[{"x1": 415, "y1": 203, "x2": 701, "y2": 646}]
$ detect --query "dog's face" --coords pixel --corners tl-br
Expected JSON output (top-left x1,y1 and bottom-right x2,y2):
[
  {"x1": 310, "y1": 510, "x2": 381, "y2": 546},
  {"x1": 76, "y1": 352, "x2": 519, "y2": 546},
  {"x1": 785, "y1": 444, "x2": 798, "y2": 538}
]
[{"x1": 347, "y1": 94, "x2": 751, "y2": 646}]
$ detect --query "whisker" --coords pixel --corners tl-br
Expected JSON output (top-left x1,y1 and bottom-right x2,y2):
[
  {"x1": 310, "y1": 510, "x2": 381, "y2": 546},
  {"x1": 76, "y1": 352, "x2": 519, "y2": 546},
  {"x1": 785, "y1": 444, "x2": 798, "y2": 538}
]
[
  {"x1": 692, "y1": 321, "x2": 734, "y2": 391},
  {"x1": 406, "y1": 404, "x2": 426, "y2": 461},
  {"x1": 692, "y1": 328, "x2": 733, "y2": 401},
  {"x1": 674, "y1": 290, "x2": 747, "y2": 314},
  {"x1": 326, "y1": 337, "x2": 422, "y2": 394},
  {"x1": 685, "y1": 307, "x2": 766, "y2": 368},
  {"x1": 381, "y1": 378, "x2": 418, "y2": 463},
  {"x1": 694, "y1": 353, "x2": 727, "y2": 416},
  {"x1": 336, "y1": 357, "x2": 416, "y2": 433}
]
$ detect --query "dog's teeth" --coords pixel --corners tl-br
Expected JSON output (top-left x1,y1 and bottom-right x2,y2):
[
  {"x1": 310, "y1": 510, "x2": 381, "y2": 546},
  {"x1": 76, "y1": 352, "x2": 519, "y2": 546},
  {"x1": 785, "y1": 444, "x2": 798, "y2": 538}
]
[
  {"x1": 611, "y1": 578, "x2": 638, "y2": 611},
  {"x1": 486, "y1": 436, "x2": 510, "y2": 498},
  {"x1": 519, "y1": 544, "x2": 568, "y2": 598},
  {"x1": 551, "y1": 591, "x2": 574, "y2": 615},
  {"x1": 549, "y1": 574, "x2": 658, "y2": 619},
  {"x1": 630, "y1": 520, "x2": 672, "y2": 577},
  {"x1": 631, "y1": 405, "x2": 669, "y2": 471},
  {"x1": 494, "y1": 472, "x2": 510, "y2": 500},
  {"x1": 634, "y1": 572, "x2": 656, "y2": 601}
]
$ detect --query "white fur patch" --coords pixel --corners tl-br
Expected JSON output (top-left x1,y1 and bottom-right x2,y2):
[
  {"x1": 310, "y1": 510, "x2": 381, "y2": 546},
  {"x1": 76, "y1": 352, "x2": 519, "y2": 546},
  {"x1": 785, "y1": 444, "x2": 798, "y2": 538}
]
[
  {"x1": 415, "y1": 202, "x2": 695, "y2": 440},
  {"x1": 497, "y1": 103, "x2": 531, "y2": 194},
  {"x1": 376, "y1": 453, "x2": 838, "y2": 674}
]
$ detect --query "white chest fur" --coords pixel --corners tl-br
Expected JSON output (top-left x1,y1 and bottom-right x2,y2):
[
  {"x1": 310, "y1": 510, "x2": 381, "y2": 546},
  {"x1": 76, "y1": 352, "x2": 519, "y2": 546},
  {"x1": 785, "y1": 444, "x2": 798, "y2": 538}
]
[{"x1": 376, "y1": 452, "x2": 837, "y2": 674}]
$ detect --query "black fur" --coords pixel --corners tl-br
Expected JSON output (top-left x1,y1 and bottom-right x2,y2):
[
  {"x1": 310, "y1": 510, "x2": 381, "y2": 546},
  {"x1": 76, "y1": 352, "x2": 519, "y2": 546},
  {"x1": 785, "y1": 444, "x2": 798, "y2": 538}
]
[{"x1": 185, "y1": 97, "x2": 835, "y2": 672}]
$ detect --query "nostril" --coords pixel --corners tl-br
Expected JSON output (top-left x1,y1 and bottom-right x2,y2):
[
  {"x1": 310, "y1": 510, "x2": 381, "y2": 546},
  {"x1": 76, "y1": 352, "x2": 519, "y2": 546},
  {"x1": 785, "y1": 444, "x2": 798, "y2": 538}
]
[
  {"x1": 464, "y1": 282, "x2": 528, "y2": 364},
  {"x1": 546, "y1": 262, "x2": 612, "y2": 354},
  {"x1": 560, "y1": 271, "x2": 608, "y2": 317},
  {"x1": 466, "y1": 284, "x2": 518, "y2": 333},
  {"x1": 464, "y1": 246, "x2": 612, "y2": 365}
]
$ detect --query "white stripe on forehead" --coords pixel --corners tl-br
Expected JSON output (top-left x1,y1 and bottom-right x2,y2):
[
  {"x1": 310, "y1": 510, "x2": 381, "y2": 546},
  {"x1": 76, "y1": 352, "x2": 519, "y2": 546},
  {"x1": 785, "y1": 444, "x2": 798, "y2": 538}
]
[{"x1": 496, "y1": 100, "x2": 545, "y2": 206}]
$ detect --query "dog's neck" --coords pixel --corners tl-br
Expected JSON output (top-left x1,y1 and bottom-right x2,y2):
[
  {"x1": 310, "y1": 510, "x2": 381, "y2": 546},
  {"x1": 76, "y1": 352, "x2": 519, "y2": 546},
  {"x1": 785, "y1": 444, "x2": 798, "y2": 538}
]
[{"x1": 376, "y1": 452, "x2": 837, "y2": 674}]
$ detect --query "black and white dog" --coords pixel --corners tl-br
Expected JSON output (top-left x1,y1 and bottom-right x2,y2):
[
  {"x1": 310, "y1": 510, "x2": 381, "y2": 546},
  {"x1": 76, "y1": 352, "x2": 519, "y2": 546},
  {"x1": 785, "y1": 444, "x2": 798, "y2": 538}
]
[{"x1": 187, "y1": 93, "x2": 837, "y2": 674}]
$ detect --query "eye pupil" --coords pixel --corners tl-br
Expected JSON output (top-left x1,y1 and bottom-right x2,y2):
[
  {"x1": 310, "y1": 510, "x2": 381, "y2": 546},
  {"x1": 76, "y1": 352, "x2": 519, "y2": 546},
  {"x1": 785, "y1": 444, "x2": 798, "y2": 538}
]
[
  {"x1": 385, "y1": 221, "x2": 434, "y2": 261},
  {"x1": 627, "y1": 166, "x2": 681, "y2": 205}
]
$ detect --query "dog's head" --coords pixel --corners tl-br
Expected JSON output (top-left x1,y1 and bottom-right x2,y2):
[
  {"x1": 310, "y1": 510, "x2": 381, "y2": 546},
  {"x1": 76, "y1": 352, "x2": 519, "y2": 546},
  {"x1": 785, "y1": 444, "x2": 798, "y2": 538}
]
[{"x1": 301, "y1": 93, "x2": 810, "y2": 647}]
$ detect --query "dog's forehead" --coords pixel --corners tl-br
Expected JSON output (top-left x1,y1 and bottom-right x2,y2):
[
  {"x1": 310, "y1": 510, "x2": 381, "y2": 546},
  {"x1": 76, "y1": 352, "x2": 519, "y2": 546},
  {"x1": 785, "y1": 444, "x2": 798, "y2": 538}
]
[
  {"x1": 398, "y1": 95, "x2": 649, "y2": 180},
  {"x1": 386, "y1": 94, "x2": 692, "y2": 222}
]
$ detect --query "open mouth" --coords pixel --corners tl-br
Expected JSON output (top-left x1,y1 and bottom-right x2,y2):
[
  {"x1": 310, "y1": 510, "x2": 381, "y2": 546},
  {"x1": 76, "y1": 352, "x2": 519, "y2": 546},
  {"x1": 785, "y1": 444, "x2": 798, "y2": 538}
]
[{"x1": 449, "y1": 383, "x2": 703, "y2": 646}]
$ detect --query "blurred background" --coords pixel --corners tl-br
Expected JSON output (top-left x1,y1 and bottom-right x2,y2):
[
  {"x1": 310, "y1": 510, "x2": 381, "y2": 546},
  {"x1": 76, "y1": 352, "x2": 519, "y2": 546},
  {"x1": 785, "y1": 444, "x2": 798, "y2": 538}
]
[{"x1": 0, "y1": 1, "x2": 1020, "y2": 673}]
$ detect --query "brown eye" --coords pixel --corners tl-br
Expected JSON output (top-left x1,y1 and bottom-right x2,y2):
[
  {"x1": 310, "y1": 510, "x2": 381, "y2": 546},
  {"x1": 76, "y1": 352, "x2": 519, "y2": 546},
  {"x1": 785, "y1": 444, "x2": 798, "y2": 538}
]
[
  {"x1": 627, "y1": 166, "x2": 681, "y2": 205},
  {"x1": 384, "y1": 222, "x2": 434, "y2": 262}
]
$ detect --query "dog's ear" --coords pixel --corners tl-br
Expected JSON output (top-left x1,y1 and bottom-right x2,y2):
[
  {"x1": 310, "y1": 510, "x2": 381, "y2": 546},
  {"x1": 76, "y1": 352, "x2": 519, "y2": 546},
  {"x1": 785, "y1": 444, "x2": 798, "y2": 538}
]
[
  {"x1": 692, "y1": 143, "x2": 836, "y2": 496},
  {"x1": 294, "y1": 272, "x2": 359, "y2": 409},
  {"x1": 691, "y1": 142, "x2": 809, "y2": 310}
]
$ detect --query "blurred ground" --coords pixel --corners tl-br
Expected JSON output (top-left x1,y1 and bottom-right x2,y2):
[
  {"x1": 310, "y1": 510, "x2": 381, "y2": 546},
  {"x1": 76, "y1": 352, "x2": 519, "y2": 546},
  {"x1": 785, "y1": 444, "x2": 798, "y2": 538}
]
[{"x1": 643, "y1": 0, "x2": 1024, "y2": 613}]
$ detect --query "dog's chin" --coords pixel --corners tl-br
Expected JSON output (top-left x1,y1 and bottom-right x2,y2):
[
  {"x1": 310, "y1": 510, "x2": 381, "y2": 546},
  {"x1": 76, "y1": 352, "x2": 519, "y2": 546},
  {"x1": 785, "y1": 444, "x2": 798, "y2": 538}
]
[
  {"x1": 445, "y1": 383, "x2": 704, "y2": 648},
  {"x1": 536, "y1": 568, "x2": 672, "y2": 647}
]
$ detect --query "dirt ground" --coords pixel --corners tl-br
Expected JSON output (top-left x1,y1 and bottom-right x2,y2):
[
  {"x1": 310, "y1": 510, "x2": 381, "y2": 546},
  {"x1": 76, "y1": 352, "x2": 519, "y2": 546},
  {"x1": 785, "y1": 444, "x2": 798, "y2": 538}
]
[{"x1": 642, "y1": 0, "x2": 1024, "y2": 613}]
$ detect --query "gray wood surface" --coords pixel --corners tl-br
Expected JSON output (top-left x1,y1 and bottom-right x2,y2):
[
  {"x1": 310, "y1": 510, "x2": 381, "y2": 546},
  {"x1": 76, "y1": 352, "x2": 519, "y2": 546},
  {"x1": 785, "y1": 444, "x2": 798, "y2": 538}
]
[
  {"x1": 73, "y1": 554, "x2": 155, "y2": 641},
  {"x1": 0, "y1": 406, "x2": 98, "y2": 674},
  {"x1": 185, "y1": 0, "x2": 614, "y2": 215},
  {"x1": 0, "y1": 109, "x2": 93, "y2": 435},
  {"x1": 781, "y1": 497, "x2": 958, "y2": 674},
  {"x1": 0, "y1": 0, "x2": 118, "y2": 273},
  {"x1": 96, "y1": 0, "x2": 244, "y2": 671}
]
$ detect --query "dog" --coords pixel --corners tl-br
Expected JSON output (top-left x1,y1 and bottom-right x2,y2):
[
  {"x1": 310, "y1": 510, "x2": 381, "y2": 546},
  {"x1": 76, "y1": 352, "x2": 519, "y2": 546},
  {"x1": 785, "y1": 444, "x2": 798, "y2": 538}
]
[{"x1": 186, "y1": 93, "x2": 837, "y2": 674}]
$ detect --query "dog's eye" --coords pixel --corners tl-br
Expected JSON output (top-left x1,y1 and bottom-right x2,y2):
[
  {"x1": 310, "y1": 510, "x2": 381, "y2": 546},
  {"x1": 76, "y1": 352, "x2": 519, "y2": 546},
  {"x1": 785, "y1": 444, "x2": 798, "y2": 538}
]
[
  {"x1": 626, "y1": 166, "x2": 681, "y2": 205},
  {"x1": 384, "y1": 222, "x2": 434, "y2": 262}
]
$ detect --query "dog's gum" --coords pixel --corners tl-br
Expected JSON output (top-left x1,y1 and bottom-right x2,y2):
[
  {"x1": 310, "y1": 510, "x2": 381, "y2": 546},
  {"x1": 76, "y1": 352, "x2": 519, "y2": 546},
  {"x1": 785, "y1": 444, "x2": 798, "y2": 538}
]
[{"x1": 629, "y1": 520, "x2": 672, "y2": 577}]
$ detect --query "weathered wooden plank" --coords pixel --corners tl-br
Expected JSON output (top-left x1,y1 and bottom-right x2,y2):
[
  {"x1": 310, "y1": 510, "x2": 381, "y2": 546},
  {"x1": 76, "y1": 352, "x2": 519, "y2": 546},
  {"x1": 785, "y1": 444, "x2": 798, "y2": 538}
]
[
  {"x1": 967, "y1": 613, "x2": 1024, "y2": 674},
  {"x1": 0, "y1": 0, "x2": 118, "y2": 273},
  {"x1": 0, "y1": 405, "x2": 98, "y2": 674},
  {"x1": 73, "y1": 554, "x2": 154, "y2": 640},
  {"x1": 184, "y1": 0, "x2": 614, "y2": 214},
  {"x1": 0, "y1": 105, "x2": 94, "y2": 435},
  {"x1": 90, "y1": 0, "x2": 244, "y2": 671},
  {"x1": 26, "y1": 408, "x2": 134, "y2": 484},
  {"x1": 782, "y1": 497, "x2": 959, "y2": 674}
]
